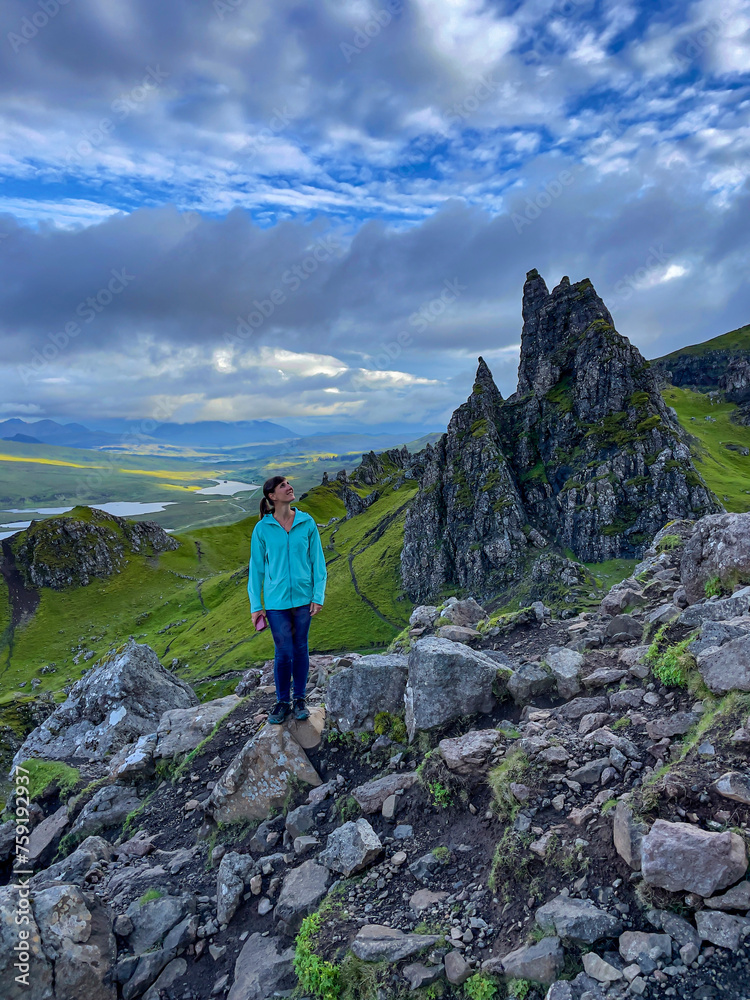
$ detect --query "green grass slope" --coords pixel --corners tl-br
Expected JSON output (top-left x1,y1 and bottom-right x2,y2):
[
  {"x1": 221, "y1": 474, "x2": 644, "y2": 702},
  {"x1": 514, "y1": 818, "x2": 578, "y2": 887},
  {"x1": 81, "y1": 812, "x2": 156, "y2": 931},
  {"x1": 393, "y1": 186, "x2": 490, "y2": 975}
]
[
  {"x1": 664, "y1": 385, "x2": 750, "y2": 512},
  {"x1": 655, "y1": 322, "x2": 750, "y2": 361}
]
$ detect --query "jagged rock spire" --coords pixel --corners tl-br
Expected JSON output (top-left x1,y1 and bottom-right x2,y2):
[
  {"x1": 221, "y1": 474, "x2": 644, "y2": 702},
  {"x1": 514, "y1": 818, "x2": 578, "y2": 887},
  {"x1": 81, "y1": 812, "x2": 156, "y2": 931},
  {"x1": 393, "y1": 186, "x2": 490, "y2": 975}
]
[
  {"x1": 516, "y1": 270, "x2": 614, "y2": 397},
  {"x1": 474, "y1": 356, "x2": 503, "y2": 401}
]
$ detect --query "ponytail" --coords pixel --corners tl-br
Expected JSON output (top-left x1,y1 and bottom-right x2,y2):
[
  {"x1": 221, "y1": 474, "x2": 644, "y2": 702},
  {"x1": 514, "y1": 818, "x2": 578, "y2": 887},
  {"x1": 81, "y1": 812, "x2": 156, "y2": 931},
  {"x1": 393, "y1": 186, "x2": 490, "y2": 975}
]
[{"x1": 259, "y1": 475, "x2": 287, "y2": 518}]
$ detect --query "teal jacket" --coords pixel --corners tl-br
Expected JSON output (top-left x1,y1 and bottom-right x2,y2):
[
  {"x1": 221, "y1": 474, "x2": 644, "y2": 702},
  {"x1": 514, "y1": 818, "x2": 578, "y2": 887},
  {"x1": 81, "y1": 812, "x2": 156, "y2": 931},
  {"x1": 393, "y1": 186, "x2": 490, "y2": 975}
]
[{"x1": 248, "y1": 508, "x2": 327, "y2": 612}]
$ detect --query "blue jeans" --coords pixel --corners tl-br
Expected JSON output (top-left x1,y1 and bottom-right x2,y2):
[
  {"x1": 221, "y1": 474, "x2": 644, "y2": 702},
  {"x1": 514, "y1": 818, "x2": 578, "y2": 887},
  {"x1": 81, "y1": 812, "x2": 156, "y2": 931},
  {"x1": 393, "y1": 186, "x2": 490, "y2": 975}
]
[{"x1": 265, "y1": 605, "x2": 311, "y2": 704}]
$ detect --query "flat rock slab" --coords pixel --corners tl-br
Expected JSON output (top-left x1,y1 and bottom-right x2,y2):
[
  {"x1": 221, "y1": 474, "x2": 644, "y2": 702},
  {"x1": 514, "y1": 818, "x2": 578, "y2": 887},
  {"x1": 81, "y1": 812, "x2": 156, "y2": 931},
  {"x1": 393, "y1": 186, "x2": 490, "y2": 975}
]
[
  {"x1": 352, "y1": 772, "x2": 418, "y2": 813},
  {"x1": 486, "y1": 936, "x2": 564, "y2": 984},
  {"x1": 208, "y1": 724, "x2": 320, "y2": 824},
  {"x1": 409, "y1": 889, "x2": 448, "y2": 915},
  {"x1": 350, "y1": 924, "x2": 439, "y2": 962},
  {"x1": 705, "y1": 881, "x2": 750, "y2": 911},
  {"x1": 286, "y1": 705, "x2": 326, "y2": 750},
  {"x1": 641, "y1": 819, "x2": 748, "y2": 896},
  {"x1": 695, "y1": 911, "x2": 750, "y2": 951},
  {"x1": 155, "y1": 695, "x2": 240, "y2": 759},
  {"x1": 535, "y1": 894, "x2": 622, "y2": 945},
  {"x1": 27, "y1": 804, "x2": 69, "y2": 865}
]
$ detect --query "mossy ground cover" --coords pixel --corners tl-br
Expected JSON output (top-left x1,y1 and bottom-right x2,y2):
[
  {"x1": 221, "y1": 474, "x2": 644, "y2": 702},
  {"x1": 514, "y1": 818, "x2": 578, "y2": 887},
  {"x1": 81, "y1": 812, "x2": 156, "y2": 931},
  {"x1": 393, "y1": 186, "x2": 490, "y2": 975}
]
[{"x1": 663, "y1": 385, "x2": 750, "y2": 511}]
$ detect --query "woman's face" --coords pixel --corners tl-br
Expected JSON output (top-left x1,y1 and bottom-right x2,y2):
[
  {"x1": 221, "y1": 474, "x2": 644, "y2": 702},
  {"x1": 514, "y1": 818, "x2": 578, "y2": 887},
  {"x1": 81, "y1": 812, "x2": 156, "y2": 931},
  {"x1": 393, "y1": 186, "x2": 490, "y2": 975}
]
[{"x1": 269, "y1": 479, "x2": 295, "y2": 503}]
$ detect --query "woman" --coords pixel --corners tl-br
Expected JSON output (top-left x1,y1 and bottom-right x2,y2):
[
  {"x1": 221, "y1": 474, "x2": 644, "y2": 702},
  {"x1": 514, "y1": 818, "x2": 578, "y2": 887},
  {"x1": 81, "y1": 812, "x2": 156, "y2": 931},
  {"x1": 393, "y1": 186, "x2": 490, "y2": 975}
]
[{"x1": 248, "y1": 475, "x2": 327, "y2": 724}]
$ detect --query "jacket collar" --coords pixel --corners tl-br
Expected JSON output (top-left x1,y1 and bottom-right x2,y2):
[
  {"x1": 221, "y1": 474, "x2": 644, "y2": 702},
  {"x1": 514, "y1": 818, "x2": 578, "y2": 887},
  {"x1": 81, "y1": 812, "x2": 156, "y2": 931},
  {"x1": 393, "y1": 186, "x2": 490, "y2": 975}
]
[{"x1": 263, "y1": 507, "x2": 309, "y2": 525}]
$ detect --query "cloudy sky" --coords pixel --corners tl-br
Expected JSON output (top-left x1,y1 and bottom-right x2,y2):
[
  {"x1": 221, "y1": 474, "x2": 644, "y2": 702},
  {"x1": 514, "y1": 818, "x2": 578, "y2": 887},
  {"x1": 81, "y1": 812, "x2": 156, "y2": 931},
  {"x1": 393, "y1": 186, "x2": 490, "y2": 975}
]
[{"x1": 1, "y1": 0, "x2": 748, "y2": 437}]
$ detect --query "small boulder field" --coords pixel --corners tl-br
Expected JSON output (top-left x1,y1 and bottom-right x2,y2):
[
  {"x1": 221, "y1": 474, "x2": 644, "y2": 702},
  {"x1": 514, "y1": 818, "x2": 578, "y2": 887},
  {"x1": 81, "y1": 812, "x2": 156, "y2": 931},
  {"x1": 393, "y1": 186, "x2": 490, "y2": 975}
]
[{"x1": 4, "y1": 512, "x2": 750, "y2": 1000}]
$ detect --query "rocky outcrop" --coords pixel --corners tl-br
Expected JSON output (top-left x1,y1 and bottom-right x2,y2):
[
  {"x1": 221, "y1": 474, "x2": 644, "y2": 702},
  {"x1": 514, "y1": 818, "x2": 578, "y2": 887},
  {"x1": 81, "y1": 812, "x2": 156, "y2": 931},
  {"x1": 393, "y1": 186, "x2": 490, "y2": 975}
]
[
  {"x1": 10, "y1": 505, "x2": 178, "y2": 590},
  {"x1": 680, "y1": 512, "x2": 750, "y2": 603},
  {"x1": 12, "y1": 640, "x2": 197, "y2": 770},
  {"x1": 401, "y1": 271, "x2": 719, "y2": 603}
]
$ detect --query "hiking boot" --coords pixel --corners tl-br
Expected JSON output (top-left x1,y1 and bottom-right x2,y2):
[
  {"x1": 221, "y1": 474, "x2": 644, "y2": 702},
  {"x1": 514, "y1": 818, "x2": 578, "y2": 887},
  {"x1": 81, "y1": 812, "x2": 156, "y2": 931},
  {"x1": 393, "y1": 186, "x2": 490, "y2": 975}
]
[
  {"x1": 268, "y1": 701, "x2": 291, "y2": 725},
  {"x1": 293, "y1": 698, "x2": 310, "y2": 721}
]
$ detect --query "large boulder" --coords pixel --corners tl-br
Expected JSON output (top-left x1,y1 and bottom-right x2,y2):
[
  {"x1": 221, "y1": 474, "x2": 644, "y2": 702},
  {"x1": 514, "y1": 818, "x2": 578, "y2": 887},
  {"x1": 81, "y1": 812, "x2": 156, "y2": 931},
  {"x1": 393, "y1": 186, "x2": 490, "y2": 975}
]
[
  {"x1": 31, "y1": 836, "x2": 112, "y2": 890},
  {"x1": 545, "y1": 646, "x2": 584, "y2": 699},
  {"x1": 12, "y1": 640, "x2": 197, "y2": 770},
  {"x1": 697, "y1": 634, "x2": 750, "y2": 694},
  {"x1": 33, "y1": 883, "x2": 116, "y2": 1000},
  {"x1": 484, "y1": 936, "x2": 564, "y2": 984},
  {"x1": 208, "y1": 724, "x2": 320, "y2": 824},
  {"x1": 217, "y1": 852, "x2": 256, "y2": 926},
  {"x1": 405, "y1": 637, "x2": 497, "y2": 741},
  {"x1": 154, "y1": 695, "x2": 241, "y2": 759},
  {"x1": 325, "y1": 654, "x2": 408, "y2": 731},
  {"x1": 0, "y1": 885, "x2": 54, "y2": 1000},
  {"x1": 352, "y1": 773, "x2": 419, "y2": 814},
  {"x1": 681, "y1": 513, "x2": 750, "y2": 604},
  {"x1": 227, "y1": 933, "x2": 295, "y2": 1000},
  {"x1": 641, "y1": 819, "x2": 748, "y2": 896},
  {"x1": 679, "y1": 588, "x2": 750, "y2": 625}
]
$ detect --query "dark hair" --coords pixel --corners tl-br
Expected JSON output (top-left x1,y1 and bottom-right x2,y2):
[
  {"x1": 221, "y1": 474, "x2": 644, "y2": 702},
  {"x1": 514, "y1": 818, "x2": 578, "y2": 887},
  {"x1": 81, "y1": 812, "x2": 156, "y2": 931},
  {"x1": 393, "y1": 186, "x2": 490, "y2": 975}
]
[{"x1": 260, "y1": 475, "x2": 287, "y2": 518}]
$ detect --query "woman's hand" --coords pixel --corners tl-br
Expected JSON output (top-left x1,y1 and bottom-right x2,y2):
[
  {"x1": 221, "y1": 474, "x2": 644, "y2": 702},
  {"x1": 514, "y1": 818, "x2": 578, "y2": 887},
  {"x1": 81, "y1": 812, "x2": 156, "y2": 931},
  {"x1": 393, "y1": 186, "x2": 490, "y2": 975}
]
[
  {"x1": 310, "y1": 602, "x2": 323, "y2": 616},
  {"x1": 251, "y1": 610, "x2": 266, "y2": 629}
]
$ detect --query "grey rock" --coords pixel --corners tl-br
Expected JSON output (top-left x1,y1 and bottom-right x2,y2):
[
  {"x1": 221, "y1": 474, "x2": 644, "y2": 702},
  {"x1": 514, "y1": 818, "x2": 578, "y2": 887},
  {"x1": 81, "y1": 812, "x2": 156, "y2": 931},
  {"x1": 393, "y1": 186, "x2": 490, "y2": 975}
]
[
  {"x1": 680, "y1": 590, "x2": 750, "y2": 626},
  {"x1": 613, "y1": 800, "x2": 647, "y2": 871},
  {"x1": 405, "y1": 637, "x2": 497, "y2": 740},
  {"x1": 509, "y1": 662, "x2": 555, "y2": 704},
  {"x1": 217, "y1": 852, "x2": 256, "y2": 926},
  {"x1": 438, "y1": 730, "x2": 501, "y2": 773},
  {"x1": 582, "y1": 952, "x2": 623, "y2": 982},
  {"x1": 0, "y1": 885, "x2": 54, "y2": 1000},
  {"x1": 274, "y1": 861, "x2": 330, "y2": 934},
  {"x1": 125, "y1": 893, "x2": 194, "y2": 955},
  {"x1": 546, "y1": 646, "x2": 584, "y2": 699},
  {"x1": 350, "y1": 924, "x2": 439, "y2": 962},
  {"x1": 208, "y1": 723, "x2": 320, "y2": 824},
  {"x1": 695, "y1": 910, "x2": 750, "y2": 950},
  {"x1": 32, "y1": 883, "x2": 116, "y2": 1000},
  {"x1": 698, "y1": 635, "x2": 750, "y2": 693},
  {"x1": 641, "y1": 819, "x2": 748, "y2": 896},
  {"x1": 680, "y1": 514, "x2": 750, "y2": 604},
  {"x1": 569, "y1": 759, "x2": 610, "y2": 785},
  {"x1": 485, "y1": 936, "x2": 564, "y2": 984},
  {"x1": 582, "y1": 667, "x2": 628, "y2": 688},
  {"x1": 27, "y1": 805, "x2": 69, "y2": 865},
  {"x1": 535, "y1": 894, "x2": 622, "y2": 944},
  {"x1": 154, "y1": 695, "x2": 240, "y2": 759},
  {"x1": 142, "y1": 957, "x2": 187, "y2": 1000},
  {"x1": 646, "y1": 712, "x2": 697, "y2": 739},
  {"x1": 226, "y1": 933, "x2": 295, "y2": 1000},
  {"x1": 409, "y1": 605, "x2": 439, "y2": 627},
  {"x1": 608, "y1": 689, "x2": 644, "y2": 710},
  {"x1": 123, "y1": 948, "x2": 176, "y2": 1000},
  {"x1": 557, "y1": 696, "x2": 609, "y2": 721},
  {"x1": 352, "y1": 772, "x2": 418, "y2": 813},
  {"x1": 444, "y1": 597, "x2": 487, "y2": 625},
  {"x1": 31, "y1": 836, "x2": 112, "y2": 889},
  {"x1": 445, "y1": 949, "x2": 472, "y2": 985},
  {"x1": 70, "y1": 783, "x2": 141, "y2": 839},
  {"x1": 618, "y1": 930, "x2": 672, "y2": 964},
  {"x1": 436, "y1": 624, "x2": 481, "y2": 643},
  {"x1": 403, "y1": 961, "x2": 442, "y2": 989},
  {"x1": 705, "y1": 881, "x2": 750, "y2": 911},
  {"x1": 325, "y1": 653, "x2": 408, "y2": 731},
  {"x1": 12, "y1": 640, "x2": 197, "y2": 771},
  {"x1": 108, "y1": 733, "x2": 158, "y2": 780},
  {"x1": 646, "y1": 603, "x2": 679, "y2": 626},
  {"x1": 713, "y1": 771, "x2": 750, "y2": 804},
  {"x1": 319, "y1": 818, "x2": 382, "y2": 876},
  {"x1": 285, "y1": 802, "x2": 318, "y2": 839},
  {"x1": 603, "y1": 616, "x2": 642, "y2": 641}
]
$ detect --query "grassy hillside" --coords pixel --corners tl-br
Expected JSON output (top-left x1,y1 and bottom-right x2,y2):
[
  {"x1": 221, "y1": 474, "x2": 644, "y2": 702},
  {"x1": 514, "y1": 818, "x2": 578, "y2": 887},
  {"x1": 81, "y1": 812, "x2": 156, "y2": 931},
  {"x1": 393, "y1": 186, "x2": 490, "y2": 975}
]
[
  {"x1": 655, "y1": 322, "x2": 750, "y2": 361},
  {"x1": 664, "y1": 385, "x2": 750, "y2": 511}
]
